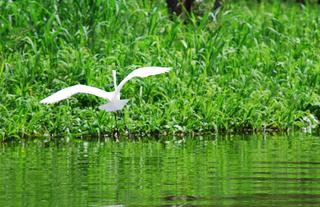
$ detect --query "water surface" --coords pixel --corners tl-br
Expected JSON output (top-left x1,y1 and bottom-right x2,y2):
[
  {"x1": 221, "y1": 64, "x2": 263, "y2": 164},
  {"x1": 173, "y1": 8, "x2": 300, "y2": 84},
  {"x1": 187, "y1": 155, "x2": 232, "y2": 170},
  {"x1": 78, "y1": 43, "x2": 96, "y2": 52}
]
[{"x1": 1, "y1": 134, "x2": 320, "y2": 206}]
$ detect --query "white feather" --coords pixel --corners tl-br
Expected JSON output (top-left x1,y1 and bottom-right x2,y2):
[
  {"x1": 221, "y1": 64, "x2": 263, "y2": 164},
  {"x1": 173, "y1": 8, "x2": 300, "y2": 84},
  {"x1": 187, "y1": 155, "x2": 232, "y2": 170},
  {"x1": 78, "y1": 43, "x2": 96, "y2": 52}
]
[
  {"x1": 113, "y1": 66, "x2": 171, "y2": 99},
  {"x1": 40, "y1": 66, "x2": 171, "y2": 112},
  {"x1": 40, "y1": 84, "x2": 114, "y2": 104},
  {"x1": 99, "y1": 99, "x2": 130, "y2": 112}
]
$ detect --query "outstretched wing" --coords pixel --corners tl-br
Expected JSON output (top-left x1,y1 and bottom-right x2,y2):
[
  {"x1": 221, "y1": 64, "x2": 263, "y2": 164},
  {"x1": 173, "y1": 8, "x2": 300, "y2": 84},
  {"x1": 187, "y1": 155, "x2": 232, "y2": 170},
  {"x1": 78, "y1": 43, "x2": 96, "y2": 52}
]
[
  {"x1": 113, "y1": 66, "x2": 171, "y2": 98},
  {"x1": 40, "y1": 84, "x2": 113, "y2": 104}
]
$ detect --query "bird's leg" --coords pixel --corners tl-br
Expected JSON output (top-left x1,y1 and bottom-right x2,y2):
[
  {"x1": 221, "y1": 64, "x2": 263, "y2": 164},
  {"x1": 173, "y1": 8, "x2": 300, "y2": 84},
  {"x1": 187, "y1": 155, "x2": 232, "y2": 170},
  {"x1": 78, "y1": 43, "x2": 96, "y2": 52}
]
[
  {"x1": 114, "y1": 112, "x2": 118, "y2": 128},
  {"x1": 113, "y1": 112, "x2": 119, "y2": 138},
  {"x1": 121, "y1": 111, "x2": 131, "y2": 138}
]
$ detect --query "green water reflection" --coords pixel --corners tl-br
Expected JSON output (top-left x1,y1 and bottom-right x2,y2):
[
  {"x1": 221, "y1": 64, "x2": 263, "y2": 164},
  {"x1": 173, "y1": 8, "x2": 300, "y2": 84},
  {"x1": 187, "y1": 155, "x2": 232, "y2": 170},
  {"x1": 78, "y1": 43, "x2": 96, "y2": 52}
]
[{"x1": 1, "y1": 134, "x2": 320, "y2": 206}]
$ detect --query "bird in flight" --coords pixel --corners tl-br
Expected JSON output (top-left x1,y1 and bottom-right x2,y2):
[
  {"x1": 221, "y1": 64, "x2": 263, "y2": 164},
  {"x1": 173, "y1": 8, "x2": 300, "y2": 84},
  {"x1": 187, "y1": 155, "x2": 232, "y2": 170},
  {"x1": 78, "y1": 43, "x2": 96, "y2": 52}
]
[
  {"x1": 40, "y1": 66, "x2": 171, "y2": 135},
  {"x1": 40, "y1": 66, "x2": 170, "y2": 111}
]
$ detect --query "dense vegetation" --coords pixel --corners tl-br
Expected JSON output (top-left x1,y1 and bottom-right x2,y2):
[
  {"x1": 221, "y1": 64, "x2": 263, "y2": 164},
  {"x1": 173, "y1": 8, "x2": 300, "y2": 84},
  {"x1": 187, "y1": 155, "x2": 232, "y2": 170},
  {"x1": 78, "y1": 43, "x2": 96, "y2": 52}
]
[{"x1": 0, "y1": 1, "x2": 319, "y2": 139}]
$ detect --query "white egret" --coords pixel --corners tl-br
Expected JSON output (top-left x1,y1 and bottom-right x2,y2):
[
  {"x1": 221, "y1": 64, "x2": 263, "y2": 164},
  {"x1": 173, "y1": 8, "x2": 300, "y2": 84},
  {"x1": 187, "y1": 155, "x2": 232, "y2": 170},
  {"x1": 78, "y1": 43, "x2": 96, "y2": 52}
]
[{"x1": 40, "y1": 66, "x2": 171, "y2": 111}]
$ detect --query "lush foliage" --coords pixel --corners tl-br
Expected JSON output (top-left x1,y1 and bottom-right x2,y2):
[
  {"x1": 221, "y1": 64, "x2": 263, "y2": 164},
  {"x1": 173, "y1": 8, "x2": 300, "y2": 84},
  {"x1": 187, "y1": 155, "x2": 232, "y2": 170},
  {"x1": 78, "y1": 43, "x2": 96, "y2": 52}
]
[{"x1": 0, "y1": 0, "x2": 319, "y2": 138}]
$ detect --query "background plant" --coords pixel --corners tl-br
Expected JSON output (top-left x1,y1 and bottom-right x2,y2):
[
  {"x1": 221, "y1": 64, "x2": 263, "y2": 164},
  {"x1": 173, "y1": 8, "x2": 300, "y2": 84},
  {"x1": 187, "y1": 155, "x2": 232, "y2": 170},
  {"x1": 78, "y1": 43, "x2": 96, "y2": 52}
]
[{"x1": 0, "y1": 0, "x2": 319, "y2": 139}]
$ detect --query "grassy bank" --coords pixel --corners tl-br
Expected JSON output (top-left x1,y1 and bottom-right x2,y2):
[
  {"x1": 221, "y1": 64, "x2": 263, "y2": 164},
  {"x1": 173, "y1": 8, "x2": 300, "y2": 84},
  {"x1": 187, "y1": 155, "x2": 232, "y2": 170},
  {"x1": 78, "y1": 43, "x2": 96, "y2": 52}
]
[{"x1": 0, "y1": 0, "x2": 319, "y2": 139}]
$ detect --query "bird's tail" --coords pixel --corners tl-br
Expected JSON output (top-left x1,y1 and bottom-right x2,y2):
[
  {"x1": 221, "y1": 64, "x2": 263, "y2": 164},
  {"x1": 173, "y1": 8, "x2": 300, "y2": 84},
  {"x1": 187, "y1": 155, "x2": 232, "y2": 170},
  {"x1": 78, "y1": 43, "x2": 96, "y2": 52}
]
[{"x1": 99, "y1": 99, "x2": 130, "y2": 112}]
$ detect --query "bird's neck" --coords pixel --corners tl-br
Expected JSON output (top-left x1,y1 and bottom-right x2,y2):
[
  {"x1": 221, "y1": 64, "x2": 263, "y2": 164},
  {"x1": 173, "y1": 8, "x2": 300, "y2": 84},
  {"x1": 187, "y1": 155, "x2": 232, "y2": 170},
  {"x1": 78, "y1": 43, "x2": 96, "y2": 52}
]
[
  {"x1": 112, "y1": 70, "x2": 120, "y2": 100},
  {"x1": 112, "y1": 70, "x2": 117, "y2": 89}
]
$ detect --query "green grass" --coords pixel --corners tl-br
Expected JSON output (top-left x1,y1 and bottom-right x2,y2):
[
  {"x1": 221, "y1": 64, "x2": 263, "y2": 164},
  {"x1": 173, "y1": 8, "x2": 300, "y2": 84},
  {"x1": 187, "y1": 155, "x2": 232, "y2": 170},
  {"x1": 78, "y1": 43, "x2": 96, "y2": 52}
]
[{"x1": 0, "y1": 0, "x2": 320, "y2": 139}]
